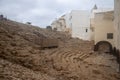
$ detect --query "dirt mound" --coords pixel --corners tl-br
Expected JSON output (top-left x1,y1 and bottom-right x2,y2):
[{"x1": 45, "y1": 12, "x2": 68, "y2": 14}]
[{"x1": 0, "y1": 20, "x2": 119, "y2": 80}]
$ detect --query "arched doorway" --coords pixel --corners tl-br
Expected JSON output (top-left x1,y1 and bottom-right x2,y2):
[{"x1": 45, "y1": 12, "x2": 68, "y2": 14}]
[{"x1": 94, "y1": 41, "x2": 112, "y2": 53}]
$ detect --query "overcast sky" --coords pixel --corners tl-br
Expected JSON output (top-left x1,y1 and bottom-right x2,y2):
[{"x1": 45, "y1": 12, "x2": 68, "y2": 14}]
[{"x1": 0, "y1": 0, "x2": 114, "y2": 28}]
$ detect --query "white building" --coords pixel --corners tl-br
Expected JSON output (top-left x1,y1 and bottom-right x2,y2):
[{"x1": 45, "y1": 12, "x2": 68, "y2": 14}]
[
  {"x1": 51, "y1": 10, "x2": 91, "y2": 41},
  {"x1": 67, "y1": 10, "x2": 91, "y2": 40},
  {"x1": 51, "y1": 15, "x2": 66, "y2": 31}
]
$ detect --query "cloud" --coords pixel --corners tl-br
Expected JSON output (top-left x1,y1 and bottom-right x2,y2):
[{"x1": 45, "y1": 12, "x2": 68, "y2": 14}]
[{"x1": 0, "y1": 0, "x2": 114, "y2": 28}]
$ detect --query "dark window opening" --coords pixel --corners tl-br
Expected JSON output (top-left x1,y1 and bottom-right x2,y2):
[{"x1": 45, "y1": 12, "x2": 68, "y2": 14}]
[
  {"x1": 86, "y1": 29, "x2": 88, "y2": 32},
  {"x1": 54, "y1": 28, "x2": 57, "y2": 31},
  {"x1": 107, "y1": 33, "x2": 113, "y2": 39}
]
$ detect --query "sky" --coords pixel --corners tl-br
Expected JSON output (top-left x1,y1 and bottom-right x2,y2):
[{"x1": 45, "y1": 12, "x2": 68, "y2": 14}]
[{"x1": 0, "y1": 0, "x2": 114, "y2": 28}]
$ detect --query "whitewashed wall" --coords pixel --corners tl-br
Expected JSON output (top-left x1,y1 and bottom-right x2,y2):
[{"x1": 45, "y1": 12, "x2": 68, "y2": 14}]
[{"x1": 70, "y1": 10, "x2": 91, "y2": 40}]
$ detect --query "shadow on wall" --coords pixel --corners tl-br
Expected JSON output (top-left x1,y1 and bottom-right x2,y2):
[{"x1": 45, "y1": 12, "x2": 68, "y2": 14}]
[{"x1": 94, "y1": 40, "x2": 120, "y2": 72}]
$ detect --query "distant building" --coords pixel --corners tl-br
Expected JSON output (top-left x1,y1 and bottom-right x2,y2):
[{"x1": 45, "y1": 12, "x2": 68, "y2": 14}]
[
  {"x1": 26, "y1": 22, "x2": 32, "y2": 25},
  {"x1": 69, "y1": 10, "x2": 91, "y2": 40},
  {"x1": 51, "y1": 10, "x2": 91, "y2": 40},
  {"x1": 0, "y1": 15, "x2": 4, "y2": 20},
  {"x1": 51, "y1": 6, "x2": 115, "y2": 44},
  {"x1": 46, "y1": 26, "x2": 52, "y2": 30},
  {"x1": 0, "y1": 14, "x2": 7, "y2": 20},
  {"x1": 51, "y1": 15, "x2": 66, "y2": 32}
]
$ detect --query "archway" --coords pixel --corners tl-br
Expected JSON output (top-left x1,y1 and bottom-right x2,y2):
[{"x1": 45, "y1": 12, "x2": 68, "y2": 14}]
[{"x1": 94, "y1": 41, "x2": 112, "y2": 53}]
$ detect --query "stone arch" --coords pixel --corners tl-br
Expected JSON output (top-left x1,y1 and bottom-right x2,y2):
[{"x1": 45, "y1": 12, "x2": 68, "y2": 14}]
[{"x1": 94, "y1": 41, "x2": 112, "y2": 53}]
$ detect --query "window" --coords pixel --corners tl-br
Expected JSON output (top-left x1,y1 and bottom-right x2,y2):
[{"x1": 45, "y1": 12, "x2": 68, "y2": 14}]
[
  {"x1": 107, "y1": 33, "x2": 113, "y2": 39},
  {"x1": 54, "y1": 28, "x2": 57, "y2": 31},
  {"x1": 86, "y1": 29, "x2": 88, "y2": 32}
]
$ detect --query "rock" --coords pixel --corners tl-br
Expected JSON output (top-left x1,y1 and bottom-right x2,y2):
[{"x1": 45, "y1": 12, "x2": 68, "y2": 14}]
[{"x1": 92, "y1": 69, "x2": 101, "y2": 74}]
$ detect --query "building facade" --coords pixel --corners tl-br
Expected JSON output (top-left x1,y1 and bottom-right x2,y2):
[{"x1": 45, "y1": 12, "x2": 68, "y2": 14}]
[
  {"x1": 90, "y1": 5, "x2": 115, "y2": 53},
  {"x1": 114, "y1": 0, "x2": 120, "y2": 51},
  {"x1": 51, "y1": 15, "x2": 66, "y2": 31},
  {"x1": 51, "y1": 10, "x2": 91, "y2": 40},
  {"x1": 69, "y1": 10, "x2": 91, "y2": 40},
  {"x1": 94, "y1": 11, "x2": 114, "y2": 46},
  {"x1": 90, "y1": 5, "x2": 114, "y2": 45}
]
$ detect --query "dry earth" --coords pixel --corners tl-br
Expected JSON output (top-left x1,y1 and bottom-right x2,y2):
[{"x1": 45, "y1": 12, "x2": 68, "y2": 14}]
[{"x1": 0, "y1": 20, "x2": 120, "y2": 80}]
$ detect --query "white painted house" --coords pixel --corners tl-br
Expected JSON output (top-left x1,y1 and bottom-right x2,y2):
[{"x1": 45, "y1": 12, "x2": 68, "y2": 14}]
[
  {"x1": 51, "y1": 10, "x2": 91, "y2": 40},
  {"x1": 69, "y1": 10, "x2": 91, "y2": 40},
  {"x1": 51, "y1": 15, "x2": 66, "y2": 31}
]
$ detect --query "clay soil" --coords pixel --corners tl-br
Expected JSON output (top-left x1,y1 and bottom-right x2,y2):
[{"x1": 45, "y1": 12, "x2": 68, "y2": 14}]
[{"x1": 0, "y1": 20, "x2": 120, "y2": 80}]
